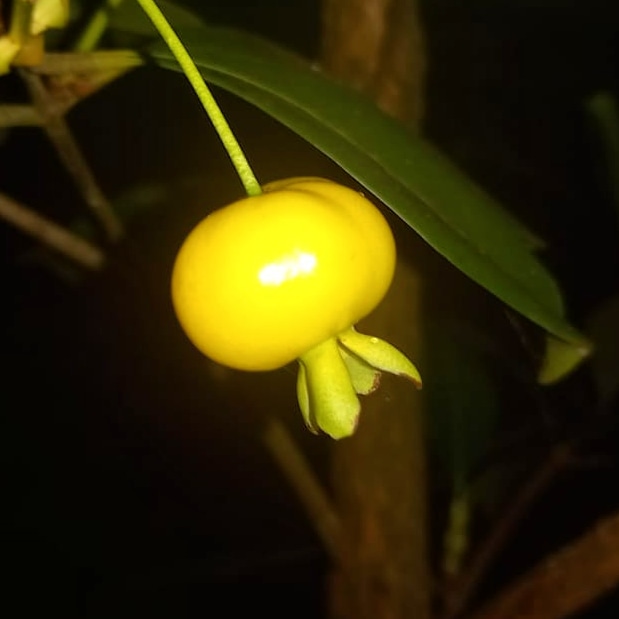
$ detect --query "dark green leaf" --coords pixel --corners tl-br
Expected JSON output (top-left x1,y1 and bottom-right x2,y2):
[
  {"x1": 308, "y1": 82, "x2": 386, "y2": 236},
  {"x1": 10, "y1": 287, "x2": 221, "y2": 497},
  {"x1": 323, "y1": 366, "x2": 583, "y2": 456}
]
[
  {"x1": 585, "y1": 92, "x2": 619, "y2": 231},
  {"x1": 425, "y1": 321, "x2": 500, "y2": 491},
  {"x1": 586, "y1": 293, "x2": 619, "y2": 404},
  {"x1": 146, "y1": 25, "x2": 590, "y2": 362},
  {"x1": 538, "y1": 334, "x2": 591, "y2": 385}
]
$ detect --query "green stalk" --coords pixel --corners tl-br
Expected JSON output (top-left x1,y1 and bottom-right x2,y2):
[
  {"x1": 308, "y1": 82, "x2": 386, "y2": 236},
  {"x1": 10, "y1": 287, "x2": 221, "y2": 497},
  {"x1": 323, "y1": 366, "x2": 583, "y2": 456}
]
[
  {"x1": 135, "y1": 0, "x2": 261, "y2": 196},
  {"x1": 74, "y1": 0, "x2": 125, "y2": 52}
]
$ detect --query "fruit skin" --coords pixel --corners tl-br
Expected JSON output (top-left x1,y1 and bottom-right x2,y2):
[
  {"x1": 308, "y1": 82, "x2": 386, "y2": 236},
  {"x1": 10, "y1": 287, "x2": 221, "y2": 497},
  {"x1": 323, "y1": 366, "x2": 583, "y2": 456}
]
[{"x1": 171, "y1": 177, "x2": 396, "y2": 371}]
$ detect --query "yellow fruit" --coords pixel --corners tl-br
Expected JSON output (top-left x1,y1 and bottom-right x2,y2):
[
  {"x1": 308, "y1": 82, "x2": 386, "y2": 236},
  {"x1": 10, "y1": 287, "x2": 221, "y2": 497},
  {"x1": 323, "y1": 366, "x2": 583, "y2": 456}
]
[
  {"x1": 171, "y1": 177, "x2": 396, "y2": 371},
  {"x1": 171, "y1": 176, "x2": 420, "y2": 439}
]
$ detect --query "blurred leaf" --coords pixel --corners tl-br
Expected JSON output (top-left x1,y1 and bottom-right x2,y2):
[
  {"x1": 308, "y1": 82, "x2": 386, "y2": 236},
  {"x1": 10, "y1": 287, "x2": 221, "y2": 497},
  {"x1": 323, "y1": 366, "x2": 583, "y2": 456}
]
[
  {"x1": 585, "y1": 92, "x2": 619, "y2": 231},
  {"x1": 145, "y1": 25, "x2": 591, "y2": 364},
  {"x1": 425, "y1": 322, "x2": 500, "y2": 492},
  {"x1": 538, "y1": 334, "x2": 591, "y2": 385},
  {"x1": 586, "y1": 293, "x2": 619, "y2": 405},
  {"x1": 466, "y1": 453, "x2": 533, "y2": 520}
]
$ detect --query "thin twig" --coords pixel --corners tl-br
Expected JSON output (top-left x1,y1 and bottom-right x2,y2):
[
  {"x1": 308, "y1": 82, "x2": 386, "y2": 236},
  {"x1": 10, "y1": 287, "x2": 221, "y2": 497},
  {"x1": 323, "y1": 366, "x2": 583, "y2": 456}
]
[
  {"x1": 467, "y1": 510, "x2": 619, "y2": 619},
  {"x1": 262, "y1": 417, "x2": 344, "y2": 565},
  {"x1": 442, "y1": 444, "x2": 574, "y2": 619},
  {"x1": 0, "y1": 104, "x2": 41, "y2": 127},
  {"x1": 262, "y1": 417, "x2": 363, "y2": 615},
  {"x1": 0, "y1": 191, "x2": 105, "y2": 269},
  {"x1": 18, "y1": 68, "x2": 124, "y2": 241}
]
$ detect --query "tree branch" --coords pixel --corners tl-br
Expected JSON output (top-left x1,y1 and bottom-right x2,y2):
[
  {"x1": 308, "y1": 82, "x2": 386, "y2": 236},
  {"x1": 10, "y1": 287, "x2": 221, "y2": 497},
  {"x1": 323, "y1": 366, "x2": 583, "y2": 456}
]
[
  {"x1": 467, "y1": 510, "x2": 619, "y2": 619},
  {"x1": 18, "y1": 68, "x2": 123, "y2": 241},
  {"x1": 442, "y1": 444, "x2": 574, "y2": 619},
  {"x1": 262, "y1": 418, "x2": 344, "y2": 565},
  {"x1": 0, "y1": 191, "x2": 104, "y2": 269}
]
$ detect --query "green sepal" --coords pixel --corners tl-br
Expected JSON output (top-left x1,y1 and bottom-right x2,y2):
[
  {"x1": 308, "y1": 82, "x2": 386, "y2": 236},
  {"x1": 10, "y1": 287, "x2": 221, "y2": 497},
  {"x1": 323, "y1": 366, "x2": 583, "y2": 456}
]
[
  {"x1": 296, "y1": 361, "x2": 318, "y2": 434},
  {"x1": 338, "y1": 327, "x2": 422, "y2": 388},
  {"x1": 339, "y1": 346, "x2": 382, "y2": 395},
  {"x1": 298, "y1": 337, "x2": 361, "y2": 440}
]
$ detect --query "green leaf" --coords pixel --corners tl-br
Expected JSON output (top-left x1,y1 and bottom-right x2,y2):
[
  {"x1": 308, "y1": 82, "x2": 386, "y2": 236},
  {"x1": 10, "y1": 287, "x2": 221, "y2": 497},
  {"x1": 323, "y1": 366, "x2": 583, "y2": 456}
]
[
  {"x1": 146, "y1": 25, "x2": 590, "y2": 359},
  {"x1": 586, "y1": 293, "x2": 619, "y2": 404},
  {"x1": 425, "y1": 321, "x2": 500, "y2": 491},
  {"x1": 585, "y1": 92, "x2": 619, "y2": 230},
  {"x1": 538, "y1": 334, "x2": 591, "y2": 385}
]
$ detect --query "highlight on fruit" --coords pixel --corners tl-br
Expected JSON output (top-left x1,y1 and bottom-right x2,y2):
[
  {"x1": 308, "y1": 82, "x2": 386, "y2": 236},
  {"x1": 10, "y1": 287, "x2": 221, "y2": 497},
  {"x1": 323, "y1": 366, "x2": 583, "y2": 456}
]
[{"x1": 171, "y1": 177, "x2": 421, "y2": 439}]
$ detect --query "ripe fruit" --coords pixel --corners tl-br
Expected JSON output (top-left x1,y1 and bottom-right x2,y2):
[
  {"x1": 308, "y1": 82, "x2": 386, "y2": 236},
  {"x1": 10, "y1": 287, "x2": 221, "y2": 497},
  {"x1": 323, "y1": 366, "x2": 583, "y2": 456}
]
[{"x1": 172, "y1": 177, "x2": 421, "y2": 438}]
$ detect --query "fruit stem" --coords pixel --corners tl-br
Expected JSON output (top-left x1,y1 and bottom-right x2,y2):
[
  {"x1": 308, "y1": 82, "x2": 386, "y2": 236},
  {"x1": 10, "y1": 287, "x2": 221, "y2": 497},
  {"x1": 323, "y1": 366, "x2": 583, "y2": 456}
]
[{"x1": 136, "y1": 0, "x2": 262, "y2": 197}]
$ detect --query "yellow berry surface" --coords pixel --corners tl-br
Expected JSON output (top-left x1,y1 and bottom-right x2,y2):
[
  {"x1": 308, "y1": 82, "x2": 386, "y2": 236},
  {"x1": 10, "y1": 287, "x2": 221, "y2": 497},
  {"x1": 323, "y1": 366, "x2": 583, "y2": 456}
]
[{"x1": 171, "y1": 178, "x2": 396, "y2": 371}]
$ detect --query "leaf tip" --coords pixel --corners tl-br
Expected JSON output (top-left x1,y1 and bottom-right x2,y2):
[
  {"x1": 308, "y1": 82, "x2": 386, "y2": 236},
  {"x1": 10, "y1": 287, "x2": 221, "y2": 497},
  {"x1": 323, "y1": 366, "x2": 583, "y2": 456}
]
[{"x1": 538, "y1": 335, "x2": 593, "y2": 385}]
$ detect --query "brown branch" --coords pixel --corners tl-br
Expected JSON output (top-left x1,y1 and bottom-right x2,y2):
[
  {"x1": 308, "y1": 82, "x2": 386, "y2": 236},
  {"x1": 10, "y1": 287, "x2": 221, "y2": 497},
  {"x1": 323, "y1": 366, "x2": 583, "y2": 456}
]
[
  {"x1": 442, "y1": 444, "x2": 574, "y2": 619},
  {"x1": 466, "y1": 510, "x2": 619, "y2": 619},
  {"x1": 18, "y1": 68, "x2": 123, "y2": 241},
  {"x1": 0, "y1": 191, "x2": 105, "y2": 269},
  {"x1": 262, "y1": 417, "x2": 345, "y2": 565}
]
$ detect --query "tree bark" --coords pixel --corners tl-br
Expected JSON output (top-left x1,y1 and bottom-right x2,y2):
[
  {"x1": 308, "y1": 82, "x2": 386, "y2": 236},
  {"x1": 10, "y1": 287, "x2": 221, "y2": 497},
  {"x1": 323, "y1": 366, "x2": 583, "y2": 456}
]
[
  {"x1": 468, "y1": 511, "x2": 619, "y2": 619},
  {"x1": 321, "y1": 1, "x2": 429, "y2": 617},
  {"x1": 322, "y1": 0, "x2": 426, "y2": 125}
]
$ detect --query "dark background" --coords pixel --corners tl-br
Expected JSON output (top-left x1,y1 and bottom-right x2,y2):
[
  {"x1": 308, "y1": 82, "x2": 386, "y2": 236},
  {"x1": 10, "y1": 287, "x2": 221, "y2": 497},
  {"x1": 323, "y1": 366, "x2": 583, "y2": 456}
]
[{"x1": 2, "y1": 1, "x2": 618, "y2": 617}]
